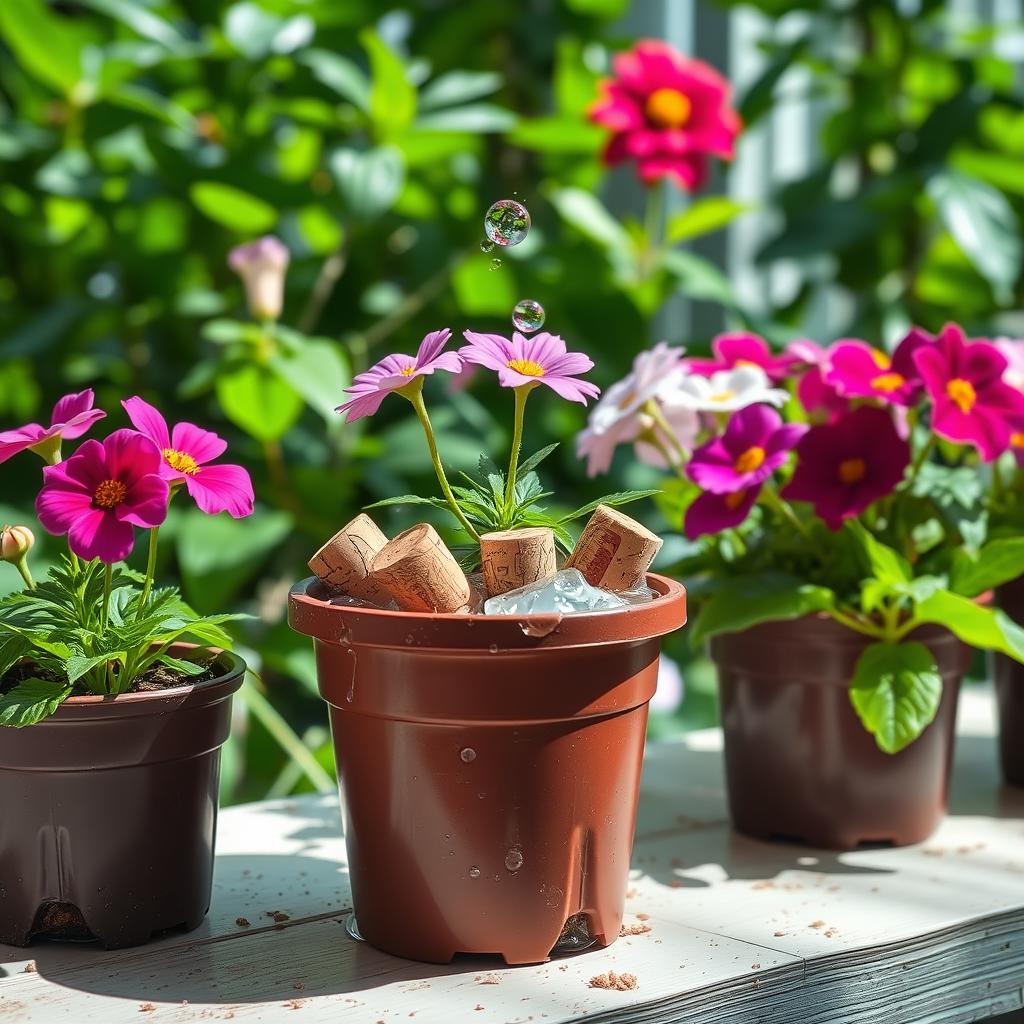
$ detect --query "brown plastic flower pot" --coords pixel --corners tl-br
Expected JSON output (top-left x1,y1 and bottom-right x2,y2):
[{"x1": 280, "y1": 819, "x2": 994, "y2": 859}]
[
  {"x1": 288, "y1": 573, "x2": 686, "y2": 966},
  {"x1": 995, "y1": 576, "x2": 1024, "y2": 787},
  {"x1": 709, "y1": 616, "x2": 970, "y2": 850},
  {"x1": 0, "y1": 644, "x2": 244, "y2": 949}
]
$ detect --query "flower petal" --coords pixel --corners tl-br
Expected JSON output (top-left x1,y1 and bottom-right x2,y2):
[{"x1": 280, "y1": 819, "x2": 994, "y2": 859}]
[
  {"x1": 184, "y1": 463, "x2": 254, "y2": 519},
  {"x1": 415, "y1": 328, "x2": 452, "y2": 367},
  {"x1": 69, "y1": 509, "x2": 136, "y2": 564},
  {"x1": 0, "y1": 424, "x2": 47, "y2": 464},
  {"x1": 122, "y1": 397, "x2": 172, "y2": 450},
  {"x1": 51, "y1": 389, "x2": 96, "y2": 427},
  {"x1": 171, "y1": 421, "x2": 228, "y2": 465},
  {"x1": 117, "y1": 472, "x2": 169, "y2": 528}
]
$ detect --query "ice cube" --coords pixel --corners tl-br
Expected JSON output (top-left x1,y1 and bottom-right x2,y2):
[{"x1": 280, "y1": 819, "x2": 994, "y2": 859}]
[
  {"x1": 618, "y1": 584, "x2": 657, "y2": 605},
  {"x1": 483, "y1": 569, "x2": 629, "y2": 616}
]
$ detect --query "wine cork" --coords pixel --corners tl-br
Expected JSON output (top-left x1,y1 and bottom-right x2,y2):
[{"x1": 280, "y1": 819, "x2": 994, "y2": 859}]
[
  {"x1": 564, "y1": 505, "x2": 662, "y2": 591},
  {"x1": 479, "y1": 527, "x2": 557, "y2": 597},
  {"x1": 370, "y1": 523, "x2": 471, "y2": 614},
  {"x1": 308, "y1": 514, "x2": 390, "y2": 603}
]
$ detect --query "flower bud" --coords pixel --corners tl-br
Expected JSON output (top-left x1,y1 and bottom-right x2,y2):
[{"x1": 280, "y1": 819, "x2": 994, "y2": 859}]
[
  {"x1": 1, "y1": 525, "x2": 34, "y2": 563},
  {"x1": 227, "y1": 236, "x2": 290, "y2": 321}
]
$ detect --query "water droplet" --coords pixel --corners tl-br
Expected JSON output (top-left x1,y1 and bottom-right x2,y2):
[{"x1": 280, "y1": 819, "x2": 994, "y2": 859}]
[
  {"x1": 484, "y1": 198, "x2": 531, "y2": 247},
  {"x1": 479, "y1": 239, "x2": 495, "y2": 253},
  {"x1": 404, "y1": 634, "x2": 415, "y2": 645},
  {"x1": 505, "y1": 848, "x2": 524, "y2": 872},
  {"x1": 488, "y1": 643, "x2": 499, "y2": 654},
  {"x1": 511, "y1": 299, "x2": 545, "y2": 334},
  {"x1": 345, "y1": 682, "x2": 355, "y2": 703},
  {"x1": 489, "y1": 257, "x2": 502, "y2": 271},
  {"x1": 478, "y1": 792, "x2": 486, "y2": 799},
  {"x1": 468, "y1": 866, "x2": 481, "y2": 879},
  {"x1": 460, "y1": 747, "x2": 477, "y2": 763}
]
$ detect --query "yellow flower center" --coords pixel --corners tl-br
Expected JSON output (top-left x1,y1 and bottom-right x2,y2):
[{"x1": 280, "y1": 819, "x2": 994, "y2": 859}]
[
  {"x1": 733, "y1": 446, "x2": 766, "y2": 474},
  {"x1": 400, "y1": 366, "x2": 416, "y2": 377},
  {"x1": 92, "y1": 479, "x2": 127, "y2": 510},
  {"x1": 1011, "y1": 431, "x2": 1024, "y2": 449},
  {"x1": 507, "y1": 359, "x2": 545, "y2": 377},
  {"x1": 734, "y1": 359, "x2": 760, "y2": 369},
  {"x1": 870, "y1": 349, "x2": 892, "y2": 370},
  {"x1": 946, "y1": 377, "x2": 976, "y2": 413},
  {"x1": 870, "y1": 372, "x2": 906, "y2": 393},
  {"x1": 162, "y1": 448, "x2": 200, "y2": 476},
  {"x1": 724, "y1": 489, "x2": 748, "y2": 510},
  {"x1": 838, "y1": 457, "x2": 866, "y2": 484},
  {"x1": 710, "y1": 389, "x2": 736, "y2": 403},
  {"x1": 645, "y1": 87, "x2": 692, "y2": 129}
]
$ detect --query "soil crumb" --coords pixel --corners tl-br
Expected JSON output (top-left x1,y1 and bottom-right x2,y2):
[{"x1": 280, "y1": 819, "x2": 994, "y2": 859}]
[
  {"x1": 235, "y1": 917, "x2": 251, "y2": 928},
  {"x1": 139, "y1": 1005, "x2": 156, "y2": 1014},
  {"x1": 22, "y1": 962, "x2": 36, "y2": 974},
  {"x1": 2, "y1": 656, "x2": 218, "y2": 696},
  {"x1": 588, "y1": 971, "x2": 638, "y2": 991},
  {"x1": 267, "y1": 910, "x2": 291, "y2": 924},
  {"x1": 619, "y1": 923, "x2": 652, "y2": 937},
  {"x1": 475, "y1": 975, "x2": 501, "y2": 985},
  {"x1": 809, "y1": 920, "x2": 825, "y2": 929}
]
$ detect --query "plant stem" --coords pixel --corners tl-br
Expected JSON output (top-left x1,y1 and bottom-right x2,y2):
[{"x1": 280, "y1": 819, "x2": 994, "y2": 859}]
[
  {"x1": 640, "y1": 427, "x2": 684, "y2": 475},
  {"x1": 907, "y1": 433, "x2": 936, "y2": 486},
  {"x1": 297, "y1": 234, "x2": 349, "y2": 335},
  {"x1": 759, "y1": 485, "x2": 809, "y2": 538},
  {"x1": 13, "y1": 556, "x2": 34, "y2": 591},
  {"x1": 139, "y1": 526, "x2": 159, "y2": 609},
  {"x1": 101, "y1": 563, "x2": 112, "y2": 631},
  {"x1": 241, "y1": 676, "x2": 336, "y2": 794},
  {"x1": 504, "y1": 385, "x2": 532, "y2": 512},
  {"x1": 644, "y1": 399, "x2": 689, "y2": 460},
  {"x1": 642, "y1": 182, "x2": 666, "y2": 273},
  {"x1": 832, "y1": 607, "x2": 886, "y2": 639},
  {"x1": 405, "y1": 388, "x2": 481, "y2": 542}
]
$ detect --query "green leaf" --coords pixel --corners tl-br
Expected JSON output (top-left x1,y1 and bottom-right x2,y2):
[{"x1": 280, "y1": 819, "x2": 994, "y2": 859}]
[
  {"x1": 738, "y1": 37, "x2": 807, "y2": 127},
  {"x1": 517, "y1": 443, "x2": 559, "y2": 477},
  {"x1": 549, "y1": 187, "x2": 631, "y2": 251},
  {"x1": 216, "y1": 364, "x2": 303, "y2": 442},
  {"x1": 299, "y1": 50, "x2": 370, "y2": 111},
  {"x1": 849, "y1": 642, "x2": 942, "y2": 754},
  {"x1": 66, "y1": 651, "x2": 125, "y2": 685},
  {"x1": 419, "y1": 70, "x2": 501, "y2": 110},
  {"x1": 667, "y1": 198, "x2": 750, "y2": 244},
  {"x1": 0, "y1": 0, "x2": 83, "y2": 95},
  {"x1": 559, "y1": 490, "x2": 661, "y2": 524},
  {"x1": 927, "y1": 169, "x2": 1021, "y2": 304},
  {"x1": 507, "y1": 116, "x2": 605, "y2": 154},
  {"x1": 845, "y1": 521, "x2": 911, "y2": 586},
  {"x1": 223, "y1": 3, "x2": 313, "y2": 60},
  {"x1": 360, "y1": 28, "x2": 416, "y2": 137},
  {"x1": 270, "y1": 338, "x2": 350, "y2": 423},
  {"x1": 156, "y1": 654, "x2": 211, "y2": 678},
  {"x1": 78, "y1": 0, "x2": 184, "y2": 47},
  {"x1": 190, "y1": 182, "x2": 277, "y2": 234},
  {"x1": 691, "y1": 573, "x2": 835, "y2": 647},
  {"x1": 0, "y1": 678, "x2": 72, "y2": 728},
  {"x1": 950, "y1": 538, "x2": 1024, "y2": 597},
  {"x1": 329, "y1": 147, "x2": 405, "y2": 219},
  {"x1": 914, "y1": 590, "x2": 1024, "y2": 662},
  {"x1": 415, "y1": 104, "x2": 515, "y2": 133},
  {"x1": 364, "y1": 495, "x2": 449, "y2": 510},
  {"x1": 660, "y1": 250, "x2": 736, "y2": 305}
]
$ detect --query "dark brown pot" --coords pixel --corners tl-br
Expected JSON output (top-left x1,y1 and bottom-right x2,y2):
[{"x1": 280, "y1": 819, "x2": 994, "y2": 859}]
[
  {"x1": 995, "y1": 576, "x2": 1024, "y2": 787},
  {"x1": 709, "y1": 616, "x2": 970, "y2": 850},
  {"x1": 289, "y1": 573, "x2": 686, "y2": 966},
  {"x1": 0, "y1": 644, "x2": 244, "y2": 949}
]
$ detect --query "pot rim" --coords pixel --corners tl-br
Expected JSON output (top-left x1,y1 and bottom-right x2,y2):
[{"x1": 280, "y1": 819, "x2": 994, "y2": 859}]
[{"x1": 288, "y1": 572, "x2": 687, "y2": 650}]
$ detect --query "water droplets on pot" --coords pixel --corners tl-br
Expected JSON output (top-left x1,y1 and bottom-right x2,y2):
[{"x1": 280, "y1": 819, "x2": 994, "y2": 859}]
[
  {"x1": 512, "y1": 299, "x2": 545, "y2": 334},
  {"x1": 484, "y1": 198, "x2": 530, "y2": 247},
  {"x1": 468, "y1": 866, "x2": 481, "y2": 879},
  {"x1": 505, "y1": 847, "x2": 524, "y2": 872},
  {"x1": 459, "y1": 747, "x2": 476, "y2": 763}
]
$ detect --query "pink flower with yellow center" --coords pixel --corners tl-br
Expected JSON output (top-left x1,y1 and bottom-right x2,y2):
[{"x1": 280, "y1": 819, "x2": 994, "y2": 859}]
[
  {"x1": 460, "y1": 330, "x2": 600, "y2": 404},
  {"x1": 684, "y1": 485, "x2": 760, "y2": 539},
  {"x1": 825, "y1": 328, "x2": 932, "y2": 406},
  {"x1": 684, "y1": 333, "x2": 796, "y2": 382},
  {"x1": 588, "y1": 40, "x2": 740, "y2": 191},
  {"x1": 122, "y1": 397, "x2": 254, "y2": 518},
  {"x1": 0, "y1": 389, "x2": 106, "y2": 465},
  {"x1": 913, "y1": 323, "x2": 1024, "y2": 462}
]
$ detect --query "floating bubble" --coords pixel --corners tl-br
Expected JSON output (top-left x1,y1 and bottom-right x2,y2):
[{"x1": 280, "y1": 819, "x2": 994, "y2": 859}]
[
  {"x1": 489, "y1": 258, "x2": 502, "y2": 271},
  {"x1": 479, "y1": 239, "x2": 494, "y2": 254},
  {"x1": 460, "y1": 747, "x2": 477, "y2": 763},
  {"x1": 468, "y1": 866, "x2": 481, "y2": 879},
  {"x1": 484, "y1": 199, "x2": 530, "y2": 247},
  {"x1": 512, "y1": 299, "x2": 545, "y2": 334},
  {"x1": 505, "y1": 848, "x2": 524, "y2": 872}
]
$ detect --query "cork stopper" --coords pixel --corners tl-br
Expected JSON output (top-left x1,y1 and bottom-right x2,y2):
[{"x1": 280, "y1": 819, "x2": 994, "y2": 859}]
[
  {"x1": 308, "y1": 513, "x2": 391, "y2": 603},
  {"x1": 479, "y1": 527, "x2": 557, "y2": 597},
  {"x1": 370, "y1": 523, "x2": 471, "y2": 614},
  {"x1": 564, "y1": 505, "x2": 662, "y2": 591}
]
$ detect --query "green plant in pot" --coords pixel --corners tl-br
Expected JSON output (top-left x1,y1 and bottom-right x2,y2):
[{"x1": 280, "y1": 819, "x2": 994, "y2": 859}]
[
  {"x1": 580, "y1": 323, "x2": 1024, "y2": 849},
  {"x1": 0, "y1": 391, "x2": 252, "y2": 948},
  {"x1": 288, "y1": 323, "x2": 687, "y2": 966}
]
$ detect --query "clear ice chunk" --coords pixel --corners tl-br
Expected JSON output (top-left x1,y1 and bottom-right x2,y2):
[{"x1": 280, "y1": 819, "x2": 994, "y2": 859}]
[
  {"x1": 618, "y1": 584, "x2": 658, "y2": 605},
  {"x1": 483, "y1": 569, "x2": 629, "y2": 616}
]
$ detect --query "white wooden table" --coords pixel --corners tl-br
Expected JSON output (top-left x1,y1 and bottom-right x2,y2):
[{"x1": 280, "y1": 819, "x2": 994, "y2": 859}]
[{"x1": 4, "y1": 687, "x2": 1024, "y2": 1024}]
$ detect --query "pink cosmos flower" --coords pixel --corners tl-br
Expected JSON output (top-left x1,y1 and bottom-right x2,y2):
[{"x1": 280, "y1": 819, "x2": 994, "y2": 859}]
[
  {"x1": 337, "y1": 329, "x2": 463, "y2": 422},
  {"x1": 0, "y1": 389, "x2": 106, "y2": 465},
  {"x1": 782, "y1": 407, "x2": 910, "y2": 530},
  {"x1": 686, "y1": 404, "x2": 807, "y2": 494},
  {"x1": 228, "y1": 236, "x2": 290, "y2": 321},
  {"x1": 684, "y1": 485, "x2": 760, "y2": 539},
  {"x1": 589, "y1": 40, "x2": 740, "y2": 191},
  {"x1": 122, "y1": 397, "x2": 254, "y2": 518},
  {"x1": 825, "y1": 328, "x2": 932, "y2": 406},
  {"x1": 684, "y1": 333, "x2": 796, "y2": 382},
  {"x1": 913, "y1": 323, "x2": 1024, "y2": 462},
  {"x1": 36, "y1": 429, "x2": 169, "y2": 563},
  {"x1": 460, "y1": 331, "x2": 600, "y2": 404}
]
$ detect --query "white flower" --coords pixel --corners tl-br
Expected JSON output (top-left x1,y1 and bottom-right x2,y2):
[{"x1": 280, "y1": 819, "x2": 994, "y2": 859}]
[
  {"x1": 995, "y1": 338, "x2": 1024, "y2": 392},
  {"x1": 667, "y1": 365, "x2": 788, "y2": 412},
  {"x1": 228, "y1": 236, "x2": 290, "y2": 321}
]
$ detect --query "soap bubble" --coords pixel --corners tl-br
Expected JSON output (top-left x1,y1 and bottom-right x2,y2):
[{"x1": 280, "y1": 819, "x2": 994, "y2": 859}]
[
  {"x1": 512, "y1": 299, "x2": 545, "y2": 333},
  {"x1": 479, "y1": 239, "x2": 494, "y2": 254},
  {"x1": 484, "y1": 199, "x2": 530, "y2": 248},
  {"x1": 489, "y1": 258, "x2": 502, "y2": 271}
]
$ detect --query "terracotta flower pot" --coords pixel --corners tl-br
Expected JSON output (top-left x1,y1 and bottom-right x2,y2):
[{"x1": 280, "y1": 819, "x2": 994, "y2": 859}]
[
  {"x1": 0, "y1": 645, "x2": 245, "y2": 949},
  {"x1": 995, "y1": 576, "x2": 1024, "y2": 787},
  {"x1": 709, "y1": 616, "x2": 970, "y2": 850},
  {"x1": 288, "y1": 573, "x2": 686, "y2": 965}
]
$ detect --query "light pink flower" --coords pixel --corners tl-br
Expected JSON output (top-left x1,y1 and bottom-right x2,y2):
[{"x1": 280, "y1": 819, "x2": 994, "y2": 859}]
[
  {"x1": 228, "y1": 236, "x2": 290, "y2": 321},
  {"x1": 122, "y1": 397, "x2": 254, "y2": 518},
  {"x1": 337, "y1": 329, "x2": 462, "y2": 422},
  {"x1": 460, "y1": 331, "x2": 600, "y2": 404},
  {"x1": 0, "y1": 389, "x2": 106, "y2": 464},
  {"x1": 684, "y1": 333, "x2": 796, "y2": 382},
  {"x1": 36, "y1": 429, "x2": 169, "y2": 563}
]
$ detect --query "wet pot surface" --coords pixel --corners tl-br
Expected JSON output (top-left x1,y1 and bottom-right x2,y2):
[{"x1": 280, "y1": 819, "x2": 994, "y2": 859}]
[
  {"x1": 710, "y1": 616, "x2": 969, "y2": 851},
  {"x1": 0, "y1": 645, "x2": 245, "y2": 949},
  {"x1": 289, "y1": 573, "x2": 687, "y2": 965},
  {"x1": 996, "y1": 577, "x2": 1024, "y2": 787}
]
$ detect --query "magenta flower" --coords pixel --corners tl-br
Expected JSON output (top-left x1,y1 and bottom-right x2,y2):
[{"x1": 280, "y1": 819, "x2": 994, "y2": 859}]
[
  {"x1": 782, "y1": 407, "x2": 910, "y2": 530},
  {"x1": 0, "y1": 389, "x2": 106, "y2": 465},
  {"x1": 589, "y1": 40, "x2": 740, "y2": 191},
  {"x1": 825, "y1": 329, "x2": 932, "y2": 406},
  {"x1": 684, "y1": 486, "x2": 759, "y2": 539},
  {"x1": 460, "y1": 331, "x2": 600, "y2": 404},
  {"x1": 686, "y1": 404, "x2": 807, "y2": 494},
  {"x1": 914, "y1": 323, "x2": 1024, "y2": 462},
  {"x1": 337, "y1": 329, "x2": 462, "y2": 422},
  {"x1": 35, "y1": 429, "x2": 169, "y2": 563},
  {"x1": 122, "y1": 397, "x2": 254, "y2": 518},
  {"x1": 685, "y1": 333, "x2": 796, "y2": 382}
]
